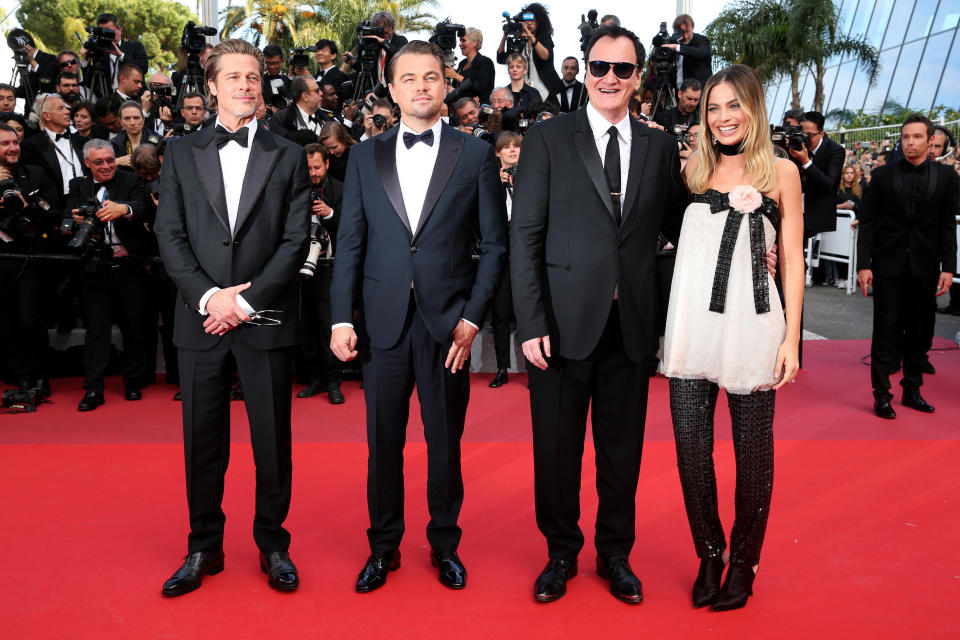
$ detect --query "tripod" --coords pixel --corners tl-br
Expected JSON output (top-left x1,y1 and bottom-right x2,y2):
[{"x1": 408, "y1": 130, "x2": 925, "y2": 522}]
[
  {"x1": 651, "y1": 69, "x2": 677, "y2": 115},
  {"x1": 9, "y1": 57, "x2": 34, "y2": 114},
  {"x1": 176, "y1": 53, "x2": 205, "y2": 105}
]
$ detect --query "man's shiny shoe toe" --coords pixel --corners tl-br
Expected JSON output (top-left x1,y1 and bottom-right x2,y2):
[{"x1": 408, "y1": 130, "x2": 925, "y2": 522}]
[
  {"x1": 297, "y1": 381, "x2": 324, "y2": 398},
  {"x1": 78, "y1": 390, "x2": 104, "y2": 412},
  {"x1": 534, "y1": 558, "x2": 577, "y2": 602},
  {"x1": 260, "y1": 551, "x2": 299, "y2": 591},
  {"x1": 874, "y1": 400, "x2": 896, "y2": 419},
  {"x1": 903, "y1": 389, "x2": 935, "y2": 413},
  {"x1": 489, "y1": 369, "x2": 508, "y2": 388},
  {"x1": 125, "y1": 388, "x2": 142, "y2": 401},
  {"x1": 430, "y1": 550, "x2": 466, "y2": 589},
  {"x1": 356, "y1": 550, "x2": 400, "y2": 592},
  {"x1": 327, "y1": 383, "x2": 345, "y2": 405},
  {"x1": 597, "y1": 556, "x2": 643, "y2": 604},
  {"x1": 161, "y1": 550, "x2": 225, "y2": 597}
]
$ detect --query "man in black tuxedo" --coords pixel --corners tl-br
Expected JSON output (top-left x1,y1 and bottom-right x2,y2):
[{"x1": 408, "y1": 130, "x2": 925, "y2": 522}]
[
  {"x1": 789, "y1": 110, "x2": 845, "y2": 238},
  {"x1": 20, "y1": 94, "x2": 88, "y2": 212},
  {"x1": 270, "y1": 77, "x2": 330, "y2": 137},
  {"x1": 80, "y1": 13, "x2": 149, "y2": 96},
  {"x1": 547, "y1": 57, "x2": 588, "y2": 113},
  {"x1": 511, "y1": 25, "x2": 685, "y2": 604},
  {"x1": 347, "y1": 10, "x2": 408, "y2": 85},
  {"x1": 857, "y1": 114, "x2": 958, "y2": 419},
  {"x1": 261, "y1": 45, "x2": 292, "y2": 114},
  {"x1": 64, "y1": 139, "x2": 153, "y2": 410},
  {"x1": 330, "y1": 40, "x2": 507, "y2": 593},
  {"x1": 154, "y1": 39, "x2": 310, "y2": 597},
  {"x1": 297, "y1": 143, "x2": 345, "y2": 403},
  {"x1": 659, "y1": 14, "x2": 712, "y2": 89},
  {"x1": 315, "y1": 39, "x2": 349, "y2": 96}
]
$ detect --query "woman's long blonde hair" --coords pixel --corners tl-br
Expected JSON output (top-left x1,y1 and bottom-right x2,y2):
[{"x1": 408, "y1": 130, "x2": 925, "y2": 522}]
[{"x1": 688, "y1": 64, "x2": 777, "y2": 194}]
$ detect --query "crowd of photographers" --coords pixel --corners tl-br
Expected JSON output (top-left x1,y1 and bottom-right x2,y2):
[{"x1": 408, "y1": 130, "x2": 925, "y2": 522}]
[{"x1": 7, "y1": 5, "x2": 951, "y2": 413}]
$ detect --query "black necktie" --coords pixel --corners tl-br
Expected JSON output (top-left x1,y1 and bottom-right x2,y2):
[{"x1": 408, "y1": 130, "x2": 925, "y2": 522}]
[
  {"x1": 604, "y1": 125, "x2": 621, "y2": 222},
  {"x1": 214, "y1": 125, "x2": 249, "y2": 149},
  {"x1": 403, "y1": 129, "x2": 434, "y2": 149}
]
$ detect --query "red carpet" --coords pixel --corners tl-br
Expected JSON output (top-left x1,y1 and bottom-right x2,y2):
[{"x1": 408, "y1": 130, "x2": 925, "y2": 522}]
[{"x1": 1, "y1": 339, "x2": 958, "y2": 638}]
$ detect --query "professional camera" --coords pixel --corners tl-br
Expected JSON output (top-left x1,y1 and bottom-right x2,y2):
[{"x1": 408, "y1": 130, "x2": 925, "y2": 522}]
[
  {"x1": 472, "y1": 126, "x2": 494, "y2": 143},
  {"x1": 357, "y1": 21, "x2": 387, "y2": 49},
  {"x1": 477, "y1": 104, "x2": 495, "y2": 125},
  {"x1": 431, "y1": 18, "x2": 466, "y2": 52},
  {"x1": 578, "y1": 10, "x2": 599, "y2": 54},
  {"x1": 300, "y1": 202, "x2": 331, "y2": 278},
  {"x1": 371, "y1": 113, "x2": 388, "y2": 129},
  {"x1": 83, "y1": 25, "x2": 116, "y2": 53},
  {"x1": 6, "y1": 29, "x2": 35, "y2": 69},
  {"x1": 2, "y1": 386, "x2": 47, "y2": 413},
  {"x1": 651, "y1": 22, "x2": 681, "y2": 71},
  {"x1": 501, "y1": 11, "x2": 532, "y2": 55},
  {"x1": 290, "y1": 46, "x2": 317, "y2": 70},
  {"x1": 770, "y1": 124, "x2": 808, "y2": 151},
  {"x1": 356, "y1": 82, "x2": 390, "y2": 119},
  {"x1": 66, "y1": 198, "x2": 103, "y2": 251},
  {"x1": 0, "y1": 179, "x2": 51, "y2": 238},
  {"x1": 181, "y1": 21, "x2": 217, "y2": 54},
  {"x1": 673, "y1": 123, "x2": 690, "y2": 148}
]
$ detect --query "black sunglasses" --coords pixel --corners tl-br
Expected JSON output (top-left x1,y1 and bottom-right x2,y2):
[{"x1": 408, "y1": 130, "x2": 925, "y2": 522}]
[
  {"x1": 588, "y1": 60, "x2": 638, "y2": 80},
  {"x1": 59, "y1": 59, "x2": 79, "y2": 68}
]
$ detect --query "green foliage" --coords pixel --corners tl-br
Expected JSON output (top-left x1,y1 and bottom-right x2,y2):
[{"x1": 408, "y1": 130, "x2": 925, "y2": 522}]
[
  {"x1": 14, "y1": 0, "x2": 199, "y2": 72},
  {"x1": 828, "y1": 105, "x2": 960, "y2": 129}
]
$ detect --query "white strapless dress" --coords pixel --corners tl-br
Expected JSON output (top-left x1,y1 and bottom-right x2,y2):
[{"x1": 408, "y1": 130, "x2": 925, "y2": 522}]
[{"x1": 659, "y1": 189, "x2": 786, "y2": 394}]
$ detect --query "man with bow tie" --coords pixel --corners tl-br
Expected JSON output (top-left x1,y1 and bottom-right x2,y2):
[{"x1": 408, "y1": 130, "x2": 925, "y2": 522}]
[
  {"x1": 154, "y1": 40, "x2": 311, "y2": 597},
  {"x1": 20, "y1": 93, "x2": 89, "y2": 213},
  {"x1": 270, "y1": 76, "x2": 332, "y2": 137},
  {"x1": 330, "y1": 40, "x2": 507, "y2": 593}
]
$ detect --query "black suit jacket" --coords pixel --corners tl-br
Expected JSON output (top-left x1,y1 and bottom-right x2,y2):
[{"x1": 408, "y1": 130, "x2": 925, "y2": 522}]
[
  {"x1": 316, "y1": 66, "x2": 348, "y2": 93},
  {"x1": 510, "y1": 110, "x2": 686, "y2": 362},
  {"x1": 800, "y1": 135, "x2": 845, "y2": 235},
  {"x1": 456, "y1": 54, "x2": 496, "y2": 105},
  {"x1": 271, "y1": 104, "x2": 330, "y2": 136},
  {"x1": 678, "y1": 33, "x2": 712, "y2": 87},
  {"x1": 19, "y1": 131, "x2": 89, "y2": 209},
  {"x1": 0, "y1": 162, "x2": 59, "y2": 250},
  {"x1": 857, "y1": 160, "x2": 959, "y2": 278},
  {"x1": 64, "y1": 170, "x2": 153, "y2": 259},
  {"x1": 154, "y1": 124, "x2": 311, "y2": 351},
  {"x1": 118, "y1": 40, "x2": 149, "y2": 75},
  {"x1": 547, "y1": 80, "x2": 587, "y2": 113},
  {"x1": 330, "y1": 123, "x2": 508, "y2": 349},
  {"x1": 316, "y1": 176, "x2": 344, "y2": 254},
  {"x1": 111, "y1": 129, "x2": 162, "y2": 158},
  {"x1": 496, "y1": 34, "x2": 563, "y2": 97}
]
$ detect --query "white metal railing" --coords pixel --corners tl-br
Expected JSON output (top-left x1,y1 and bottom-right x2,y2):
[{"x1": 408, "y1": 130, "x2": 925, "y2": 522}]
[
  {"x1": 827, "y1": 118, "x2": 960, "y2": 155},
  {"x1": 805, "y1": 209, "x2": 858, "y2": 295}
]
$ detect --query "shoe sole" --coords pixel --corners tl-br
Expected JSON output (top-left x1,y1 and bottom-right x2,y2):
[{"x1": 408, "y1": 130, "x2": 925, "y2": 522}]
[{"x1": 161, "y1": 562, "x2": 223, "y2": 597}]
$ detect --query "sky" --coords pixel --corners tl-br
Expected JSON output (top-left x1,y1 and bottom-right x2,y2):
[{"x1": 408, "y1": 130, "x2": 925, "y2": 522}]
[{"x1": 0, "y1": 0, "x2": 728, "y2": 89}]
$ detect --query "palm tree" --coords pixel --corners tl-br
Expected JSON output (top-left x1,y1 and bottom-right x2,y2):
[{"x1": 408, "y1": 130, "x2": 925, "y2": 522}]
[
  {"x1": 376, "y1": 0, "x2": 438, "y2": 35},
  {"x1": 707, "y1": 0, "x2": 879, "y2": 112}
]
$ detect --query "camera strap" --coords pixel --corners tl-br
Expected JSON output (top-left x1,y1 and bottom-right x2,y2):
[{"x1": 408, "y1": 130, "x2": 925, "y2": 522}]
[{"x1": 51, "y1": 136, "x2": 80, "y2": 182}]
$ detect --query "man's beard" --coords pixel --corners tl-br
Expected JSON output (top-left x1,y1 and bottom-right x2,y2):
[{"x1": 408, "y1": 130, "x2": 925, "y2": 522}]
[{"x1": 225, "y1": 102, "x2": 257, "y2": 119}]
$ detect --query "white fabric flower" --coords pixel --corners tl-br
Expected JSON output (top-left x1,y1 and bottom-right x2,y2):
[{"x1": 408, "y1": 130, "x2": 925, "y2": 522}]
[{"x1": 728, "y1": 185, "x2": 763, "y2": 214}]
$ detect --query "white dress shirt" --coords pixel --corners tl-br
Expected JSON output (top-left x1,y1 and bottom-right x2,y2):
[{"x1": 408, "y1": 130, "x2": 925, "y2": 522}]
[
  {"x1": 297, "y1": 105, "x2": 322, "y2": 135},
  {"x1": 563, "y1": 82, "x2": 576, "y2": 109},
  {"x1": 802, "y1": 136, "x2": 823, "y2": 170},
  {"x1": 585, "y1": 102, "x2": 631, "y2": 212},
  {"x1": 395, "y1": 118, "x2": 442, "y2": 234},
  {"x1": 198, "y1": 117, "x2": 258, "y2": 316},
  {"x1": 47, "y1": 129, "x2": 83, "y2": 195}
]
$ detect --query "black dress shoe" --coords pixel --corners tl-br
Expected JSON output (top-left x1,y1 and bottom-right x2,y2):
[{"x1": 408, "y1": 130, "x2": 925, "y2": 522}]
[
  {"x1": 596, "y1": 556, "x2": 643, "y2": 604},
  {"x1": 489, "y1": 369, "x2": 508, "y2": 388},
  {"x1": 920, "y1": 360, "x2": 936, "y2": 375},
  {"x1": 711, "y1": 564, "x2": 756, "y2": 611},
  {"x1": 327, "y1": 382, "x2": 345, "y2": 405},
  {"x1": 260, "y1": 551, "x2": 299, "y2": 591},
  {"x1": 125, "y1": 387, "x2": 142, "y2": 401},
  {"x1": 903, "y1": 389, "x2": 935, "y2": 413},
  {"x1": 296, "y1": 381, "x2": 324, "y2": 398},
  {"x1": 173, "y1": 391, "x2": 182, "y2": 401},
  {"x1": 78, "y1": 390, "x2": 104, "y2": 412},
  {"x1": 874, "y1": 400, "x2": 896, "y2": 419},
  {"x1": 692, "y1": 555, "x2": 726, "y2": 608},
  {"x1": 356, "y1": 550, "x2": 400, "y2": 592},
  {"x1": 534, "y1": 558, "x2": 577, "y2": 602},
  {"x1": 161, "y1": 550, "x2": 225, "y2": 597},
  {"x1": 430, "y1": 549, "x2": 466, "y2": 589}
]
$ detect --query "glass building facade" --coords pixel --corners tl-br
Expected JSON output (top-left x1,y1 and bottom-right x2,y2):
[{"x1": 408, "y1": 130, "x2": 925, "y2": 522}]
[{"x1": 765, "y1": 0, "x2": 960, "y2": 123}]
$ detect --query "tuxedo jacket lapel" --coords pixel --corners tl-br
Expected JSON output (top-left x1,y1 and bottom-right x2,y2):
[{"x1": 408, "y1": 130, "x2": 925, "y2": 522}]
[
  {"x1": 235, "y1": 127, "x2": 281, "y2": 235},
  {"x1": 190, "y1": 127, "x2": 231, "y2": 236},
  {"x1": 621, "y1": 119, "x2": 649, "y2": 225},
  {"x1": 413, "y1": 124, "x2": 464, "y2": 242},
  {"x1": 375, "y1": 128, "x2": 413, "y2": 238},
  {"x1": 572, "y1": 109, "x2": 617, "y2": 225}
]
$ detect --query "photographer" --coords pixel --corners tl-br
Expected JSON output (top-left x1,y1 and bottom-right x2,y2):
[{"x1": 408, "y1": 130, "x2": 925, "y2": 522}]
[
  {"x1": 112, "y1": 100, "x2": 161, "y2": 169},
  {"x1": 89, "y1": 94, "x2": 124, "y2": 141},
  {"x1": 491, "y1": 86, "x2": 521, "y2": 132},
  {"x1": 113, "y1": 64, "x2": 143, "y2": 102},
  {"x1": 272, "y1": 77, "x2": 330, "y2": 137},
  {"x1": 80, "y1": 13, "x2": 148, "y2": 93},
  {"x1": 261, "y1": 45, "x2": 292, "y2": 114},
  {"x1": 141, "y1": 74, "x2": 175, "y2": 136},
  {"x1": 496, "y1": 3, "x2": 563, "y2": 101},
  {"x1": 297, "y1": 143, "x2": 345, "y2": 405},
  {"x1": 0, "y1": 123, "x2": 57, "y2": 402},
  {"x1": 347, "y1": 11, "x2": 408, "y2": 83},
  {"x1": 658, "y1": 14, "x2": 711, "y2": 89},
  {"x1": 445, "y1": 28, "x2": 495, "y2": 105},
  {"x1": 318, "y1": 122, "x2": 356, "y2": 182},
  {"x1": 56, "y1": 72, "x2": 85, "y2": 106},
  {"x1": 783, "y1": 108, "x2": 802, "y2": 128},
  {"x1": 315, "y1": 39, "x2": 349, "y2": 95},
  {"x1": 20, "y1": 94, "x2": 87, "y2": 213},
  {"x1": 653, "y1": 77, "x2": 701, "y2": 131},
  {"x1": 0, "y1": 84, "x2": 17, "y2": 113},
  {"x1": 360, "y1": 98, "x2": 393, "y2": 141},
  {"x1": 505, "y1": 54, "x2": 542, "y2": 114},
  {"x1": 789, "y1": 110, "x2": 845, "y2": 239},
  {"x1": 546, "y1": 57, "x2": 587, "y2": 113},
  {"x1": 63, "y1": 138, "x2": 152, "y2": 411},
  {"x1": 679, "y1": 122, "x2": 700, "y2": 169},
  {"x1": 172, "y1": 92, "x2": 208, "y2": 135},
  {"x1": 453, "y1": 97, "x2": 481, "y2": 133}
]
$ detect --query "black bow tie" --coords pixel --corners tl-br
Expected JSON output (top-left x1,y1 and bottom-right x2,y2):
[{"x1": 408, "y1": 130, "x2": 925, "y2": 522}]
[
  {"x1": 214, "y1": 125, "x2": 249, "y2": 149},
  {"x1": 309, "y1": 113, "x2": 321, "y2": 124},
  {"x1": 403, "y1": 129, "x2": 434, "y2": 149},
  {"x1": 55, "y1": 131, "x2": 70, "y2": 142}
]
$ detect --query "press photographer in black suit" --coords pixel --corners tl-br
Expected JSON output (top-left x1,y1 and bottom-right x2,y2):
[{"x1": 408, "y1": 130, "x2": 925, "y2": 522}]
[
  {"x1": 511, "y1": 25, "x2": 686, "y2": 604},
  {"x1": 445, "y1": 28, "x2": 495, "y2": 105},
  {"x1": 154, "y1": 39, "x2": 310, "y2": 597},
  {"x1": 270, "y1": 76, "x2": 330, "y2": 137},
  {"x1": 0, "y1": 124, "x2": 57, "y2": 400},
  {"x1": 63, "y1": 139, "x2": 152, "y2": 411},
  {"x1": 347, "y1": 11, "x2": 409, "y2": 84},
  {"x1": 657, "y1": 14, "x2": 712, "y2": 89},
  {"x1": 547, "y1": 57, "x2": 587, "y2": 113},
  {"x1": 330, "y1": 40, "x2": 507, "y2": 593},
  {"x1": 80, "y1": 13, "x2": 149, "y2": 94},
  {"x1": 857, "y1": 114, "x2": 958, "y2": 419},
  {"x1": 788, "y1": 111, "x2": 845, "y2": 238},
  {"x1": 20, "y1": 94, "x2": 88, "y2": 213},
  {"x1": 314, "y1": 39, "x2": 349, "y2": 95},
  {"x1": 297, "y1": 143, "x2": 345, "y2": 404}
]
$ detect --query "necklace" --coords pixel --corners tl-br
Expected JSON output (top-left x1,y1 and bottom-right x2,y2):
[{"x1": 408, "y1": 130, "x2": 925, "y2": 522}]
[{"x1": 716, "y1": 140, "x2": 744, "y2": 156}]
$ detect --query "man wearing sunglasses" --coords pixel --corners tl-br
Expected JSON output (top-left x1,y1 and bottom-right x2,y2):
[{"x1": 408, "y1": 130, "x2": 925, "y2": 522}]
[{"x1": 511, "y1": 25, "x2": 686, "y2": 604}]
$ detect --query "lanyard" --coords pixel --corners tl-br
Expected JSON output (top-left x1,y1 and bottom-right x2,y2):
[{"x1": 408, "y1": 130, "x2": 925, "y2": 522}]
[{"x1": 51, "y1": 136, "x2": 79, "y2": 180}]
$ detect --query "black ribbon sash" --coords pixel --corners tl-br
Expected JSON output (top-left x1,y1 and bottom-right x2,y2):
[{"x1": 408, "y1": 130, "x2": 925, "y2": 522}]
[{"x1": 690, "y1": 190, "x2": 780, "y2": 315}]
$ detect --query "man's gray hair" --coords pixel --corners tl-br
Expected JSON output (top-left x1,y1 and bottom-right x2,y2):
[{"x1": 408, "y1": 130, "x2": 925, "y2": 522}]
[
  {"x1": 600, "y1": 14, "x2": 621, "y2": 27},
  {"x1": 33, "y1": 93, "x2": 62, "y2": 119},
  {"x1": 371, "y1": 10, "x2": 396, "y2": 28},
  {"x1": 83, "y1": 138, "x2": 115, "y2": 159},
  {"x1": 492, "y1": 87, "x2": 514, "y2": 106}
]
